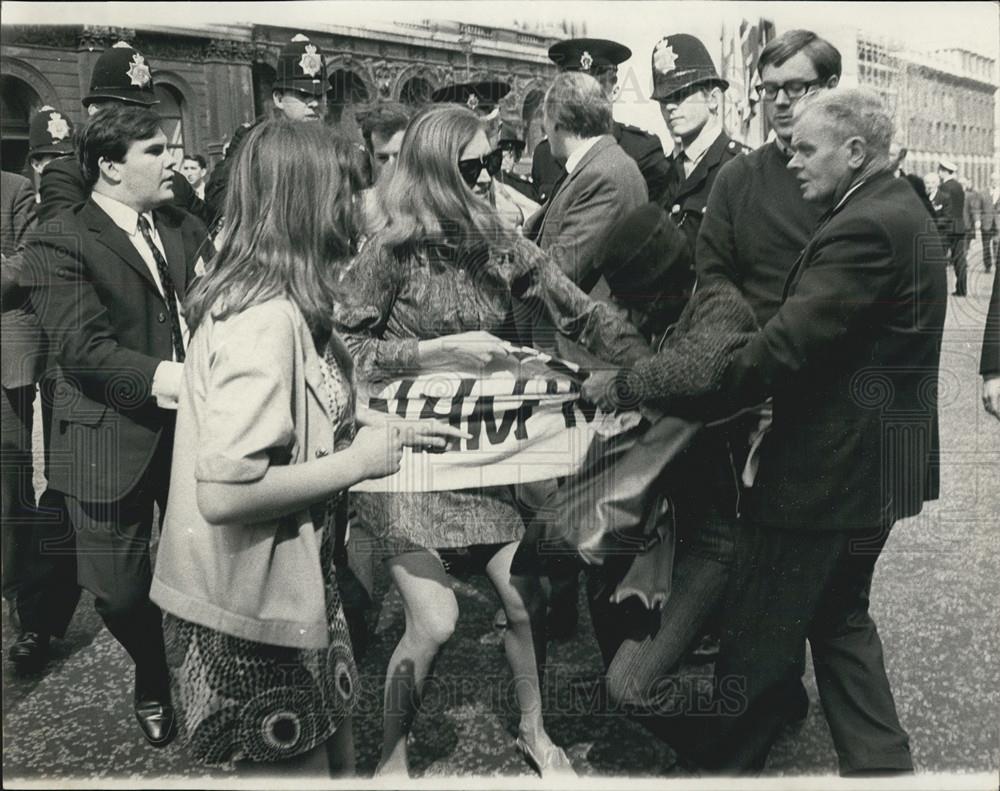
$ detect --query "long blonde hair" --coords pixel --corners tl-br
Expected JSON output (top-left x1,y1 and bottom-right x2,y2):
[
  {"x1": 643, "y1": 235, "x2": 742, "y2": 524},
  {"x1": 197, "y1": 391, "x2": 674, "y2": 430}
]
[
  {"x1": 377, "y1": 104, "x2": 517, "y2": 258},
  {"x1": 185, "y1": 120, "x2": 364, "y2": 338}
]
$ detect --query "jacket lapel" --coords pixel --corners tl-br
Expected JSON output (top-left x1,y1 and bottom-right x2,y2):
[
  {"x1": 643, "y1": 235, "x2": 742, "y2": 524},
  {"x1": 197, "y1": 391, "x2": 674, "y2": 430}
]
[
  {"x1": 537, "y1": 135, "x2": 614, "y2": 239},
  {"x1": 82, "y1": 200, "x2": 160, "y2": 292},
  {"x1": 674, "y1": 132, "x2": 729, "y2": 205},
  {"x1": 154, "y1": 211, "x2": 189, "y2": 295}
]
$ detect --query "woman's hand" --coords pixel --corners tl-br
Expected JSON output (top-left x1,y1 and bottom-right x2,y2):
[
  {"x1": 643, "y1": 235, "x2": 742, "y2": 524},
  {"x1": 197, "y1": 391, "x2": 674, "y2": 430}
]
[
  {"x1": 349, "y1": 424, "x2": 405, "y2": 479},
  {"x1": 417, "y1": 330, "x2": 510, "y2": 370},
  {"x1": 394, "y1": 419, "x2": 472, "y2": 450}
]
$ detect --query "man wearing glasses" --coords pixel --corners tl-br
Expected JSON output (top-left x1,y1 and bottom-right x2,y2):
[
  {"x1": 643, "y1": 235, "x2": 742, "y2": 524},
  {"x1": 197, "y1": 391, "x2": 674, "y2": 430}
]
[{"x1": 696, "y1": 29, "x2": 841, "y2": 326}]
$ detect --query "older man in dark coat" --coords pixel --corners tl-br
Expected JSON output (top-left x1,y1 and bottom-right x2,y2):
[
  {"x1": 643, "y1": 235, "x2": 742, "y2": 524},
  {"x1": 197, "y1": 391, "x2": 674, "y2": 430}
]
[{"x1": 660, "y1": 88, "x2": 947, "y2": 774}]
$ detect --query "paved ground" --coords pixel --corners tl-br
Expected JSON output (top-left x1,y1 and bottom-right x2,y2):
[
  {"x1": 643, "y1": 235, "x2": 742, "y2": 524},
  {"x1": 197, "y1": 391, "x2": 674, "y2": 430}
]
[{"x1": 3, "y1": 246, "x2": 999, "y2": 787}]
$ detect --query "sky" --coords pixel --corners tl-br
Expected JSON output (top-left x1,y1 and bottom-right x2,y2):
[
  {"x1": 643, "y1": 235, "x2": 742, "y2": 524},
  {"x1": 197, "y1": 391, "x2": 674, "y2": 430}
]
[{"x1": 6, "y1": 1, "x2": 999, "y2": 138}]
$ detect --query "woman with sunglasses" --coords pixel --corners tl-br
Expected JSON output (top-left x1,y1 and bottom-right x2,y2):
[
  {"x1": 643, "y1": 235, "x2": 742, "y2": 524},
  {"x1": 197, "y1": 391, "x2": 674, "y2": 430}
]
[{"x1": 335, "y1": 104, "x2": 648, "y2": 778}]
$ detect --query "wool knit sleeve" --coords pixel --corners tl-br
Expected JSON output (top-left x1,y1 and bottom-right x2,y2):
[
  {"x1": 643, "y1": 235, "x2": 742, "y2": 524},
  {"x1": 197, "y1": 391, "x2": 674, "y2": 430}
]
[{"x1": 618, "y1": 280, "x2": 757, "y2": 406}]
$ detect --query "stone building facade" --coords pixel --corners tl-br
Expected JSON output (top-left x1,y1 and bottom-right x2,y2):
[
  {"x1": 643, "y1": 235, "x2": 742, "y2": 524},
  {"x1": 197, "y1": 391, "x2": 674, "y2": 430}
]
[
  {"x1": 1, "y1": 21, "x2": 558, "y2": 174},
  {"x1": 854, "y1": 34, "x2": 998, "y2": 188}
]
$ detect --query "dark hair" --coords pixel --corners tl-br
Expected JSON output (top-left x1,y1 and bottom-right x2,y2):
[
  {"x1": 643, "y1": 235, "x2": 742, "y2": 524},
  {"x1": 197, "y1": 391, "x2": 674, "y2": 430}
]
[
  {"x1": 76, "y1": 105, "x2": 163, "y2": 187},
  {"x1": 757, "y1": 29, "x2": 842, "y2": 82},
  {"x1": 182, "y1": 153, "x2": 207, "y2": 169},
  {"x1": 543, "y1": 72, "x2": 613, "y2": 139},
  {"x1": 184, "y1": 120, "x2": 364, "y2": 338},
  {"x1": 358, "y1": 102, "x2": 412, "y2": 152}
]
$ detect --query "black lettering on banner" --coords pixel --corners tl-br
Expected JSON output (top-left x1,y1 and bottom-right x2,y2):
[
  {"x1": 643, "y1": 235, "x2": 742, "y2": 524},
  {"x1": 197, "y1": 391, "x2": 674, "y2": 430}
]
[
  {"x1": 466, "y1": 397, "x2": 539, "y2": 449},
  {"x1": 417, "y1": 379, "x2": 473, "y2": 453},
  {"x1": 394, "y1": 379, "x2": 414, "y2": 419}
]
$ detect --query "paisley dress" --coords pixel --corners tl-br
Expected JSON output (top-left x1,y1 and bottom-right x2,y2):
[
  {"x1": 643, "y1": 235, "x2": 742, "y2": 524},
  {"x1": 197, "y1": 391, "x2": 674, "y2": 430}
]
[
  {"x1": 334, "y1": 234, "x2": 648, "y2": 555},
  {"x1": 162, "y1": 354, "x2": 358, "y2": 766}
]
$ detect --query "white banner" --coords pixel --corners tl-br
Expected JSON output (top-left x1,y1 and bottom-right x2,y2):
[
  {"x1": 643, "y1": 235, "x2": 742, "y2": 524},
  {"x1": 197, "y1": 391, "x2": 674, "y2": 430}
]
[{"x1": 352, "y1": 346, "x2": 640, "y2": 493}]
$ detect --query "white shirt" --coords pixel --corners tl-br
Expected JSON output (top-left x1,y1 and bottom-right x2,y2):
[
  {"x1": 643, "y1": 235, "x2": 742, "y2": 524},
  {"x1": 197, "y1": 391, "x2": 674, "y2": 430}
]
[
  {"x1": 90, "y1": 191, "x2": 190, "y2": 353},
  {"x1": 564, "y1": 136, "x2": 603, "y2": 175},
  {"x1": 90, "y1": 191, "x2": 188, "y2": 409},
  {"x1": 679, "y1": 122, "x2": 722, "y2": 178}
]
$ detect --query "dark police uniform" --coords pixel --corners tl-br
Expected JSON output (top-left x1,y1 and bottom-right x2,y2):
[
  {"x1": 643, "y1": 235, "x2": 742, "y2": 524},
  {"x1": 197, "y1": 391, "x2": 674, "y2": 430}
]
[
  {"x1": 533, "y1": 38, "x2": 671, "y2": 205},
  {"x1": 658, "y1": 131, "x2": 751, "y2": 279}
]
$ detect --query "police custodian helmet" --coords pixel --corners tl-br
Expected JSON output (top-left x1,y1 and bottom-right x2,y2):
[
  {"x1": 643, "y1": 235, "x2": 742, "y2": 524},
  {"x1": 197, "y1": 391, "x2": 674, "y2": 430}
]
[
  {"x1": 29, "y1": 106, "x2": 76, "y2": 157},
  {"x1": 274, "y1": 34, "x2": 327, "y2": 96},
  {"x1": 83, "y1": 41, "x2": 158, "y2": 107}
]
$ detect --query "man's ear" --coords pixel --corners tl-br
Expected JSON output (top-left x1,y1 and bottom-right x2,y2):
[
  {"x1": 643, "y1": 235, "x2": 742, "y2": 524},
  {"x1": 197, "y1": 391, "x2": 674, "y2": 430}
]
[
  {"x1": 707, "y1": 86, "x2": 723, "y2": 112},
  {"x1": 97, "y1": 155, "x2": 122, "y2": 184},
  {"x1": 272, "y1": 89, "x2": 284, "y2": 109},
  {"x1": 846, "y1": 137, "x2": 866, "y2": 169},
  {"x1": 826, "y1": 74, "x2": 840, "y2": 89}
]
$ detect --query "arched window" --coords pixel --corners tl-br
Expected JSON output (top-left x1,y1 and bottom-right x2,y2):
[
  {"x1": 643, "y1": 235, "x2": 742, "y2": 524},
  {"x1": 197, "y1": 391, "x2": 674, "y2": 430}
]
[
  {"x1": 399, "y1": 77, "x2": 433, "y2": 107},
  {"x1": 154, "y1": 84, "x2": 185, "y2": 166},
  {"x1": 1, "y1": 75, "x2": 43, "y2": 175}
]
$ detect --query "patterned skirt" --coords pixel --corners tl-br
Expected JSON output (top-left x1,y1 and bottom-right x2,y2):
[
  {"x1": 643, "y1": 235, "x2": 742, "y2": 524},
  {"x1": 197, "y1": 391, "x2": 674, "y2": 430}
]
[{"x1": 162, "y1": 524, "x2": 358, "y2": 767}]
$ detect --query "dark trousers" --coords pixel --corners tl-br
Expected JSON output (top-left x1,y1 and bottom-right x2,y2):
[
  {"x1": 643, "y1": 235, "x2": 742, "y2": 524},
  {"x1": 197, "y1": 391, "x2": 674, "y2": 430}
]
[
  {"x1": 65, "y1": 437, "x2": 172, "y2": 696},
  {"x1": 951, "y1": 233, "x2": 968, "y2": 294},
  {"x1": 983, "y1": 227, "x2": 995, "y2": 272},
  {"x1": 2, "y1": 380, "x2": 81, "y2": 636},
  {"x1": 663, "y1": 522, "x2": 912, "y2": 774}
]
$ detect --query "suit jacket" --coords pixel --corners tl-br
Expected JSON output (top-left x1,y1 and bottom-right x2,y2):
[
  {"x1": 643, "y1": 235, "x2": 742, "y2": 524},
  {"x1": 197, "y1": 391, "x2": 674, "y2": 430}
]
[
  {"x1": 531, "y1": 122, "x2": 669, "y2": 205},
  {"x1": 982, "y1": 267, "x2": 999, "y2": 377},
  {"x1": 723, "y1": 172, "x2": 947, "y2": 530},
  {"x1": 23, "y1": 198, "x2": 203, "y2": 502},
  {"x1": 1, "y1": 171, "x2": 45, "y2": 389},
  {"x1": 37, "y1": 155, "x2": 211, "y2": 231},
  {"x1": 937, "y1": 176, "x2": 965, "y2": 235},
  {"x1": 526, "y1": 135, "x2": 648, "y2": 294}
]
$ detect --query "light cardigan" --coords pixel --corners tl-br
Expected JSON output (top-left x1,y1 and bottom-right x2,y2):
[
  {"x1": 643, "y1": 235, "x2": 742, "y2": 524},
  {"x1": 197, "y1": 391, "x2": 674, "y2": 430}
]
[{"x1": 150, "y1": 299, "x2": 351, "y2": 649}]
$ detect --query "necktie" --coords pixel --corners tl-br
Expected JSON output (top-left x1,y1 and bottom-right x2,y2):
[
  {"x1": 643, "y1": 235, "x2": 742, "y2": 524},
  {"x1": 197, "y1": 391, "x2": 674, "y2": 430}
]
[{"x1": 137, "y1": 215, "x2": 186, "y2": 363}]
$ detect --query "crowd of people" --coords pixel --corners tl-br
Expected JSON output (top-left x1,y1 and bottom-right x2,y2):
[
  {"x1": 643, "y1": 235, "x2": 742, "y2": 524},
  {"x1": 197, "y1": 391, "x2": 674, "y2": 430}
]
[{"x1": 2, "y1": 23, "x2": 999, "y2": 782}]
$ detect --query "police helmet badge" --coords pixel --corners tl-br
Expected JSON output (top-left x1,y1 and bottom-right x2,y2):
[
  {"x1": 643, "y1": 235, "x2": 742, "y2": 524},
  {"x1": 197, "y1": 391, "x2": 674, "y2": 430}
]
[
  {"x1": 299, "y1": 44, "x2": 322, "y2": 78},
  {"x1": 47, "y1": 111, "x2": 71, "y2": 141},
  {"x1": 466, "y1": 92, "x2": 479, "y2": 110},
  {"x1": 126, "y1": 53, "x2": 152, "y2": 88},
  {"x1": 654, "y1": 41, "x2": 678, "y2": 73},
  {"x1": 580, "y1": 50, "x2": 593, "y2": 71}
]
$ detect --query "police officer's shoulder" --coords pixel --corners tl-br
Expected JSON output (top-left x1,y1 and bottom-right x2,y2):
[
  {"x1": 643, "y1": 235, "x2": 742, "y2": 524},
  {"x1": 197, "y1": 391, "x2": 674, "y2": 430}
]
[
  {"x1": 615, "y1": 122, "x2": 666, "y2": 153},
  {"x1": 724, "y1": 136, "x2": 753, "y2": 157}
]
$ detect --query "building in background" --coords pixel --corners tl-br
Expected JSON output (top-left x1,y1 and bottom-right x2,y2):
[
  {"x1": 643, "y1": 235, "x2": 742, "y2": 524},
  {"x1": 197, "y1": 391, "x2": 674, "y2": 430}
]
[
  {"x1": 853, "y1": 33, "x2": 997, "y2": 188},
  {"x1": 0, "y1": 21, "x2": 557, "y2": 174}
]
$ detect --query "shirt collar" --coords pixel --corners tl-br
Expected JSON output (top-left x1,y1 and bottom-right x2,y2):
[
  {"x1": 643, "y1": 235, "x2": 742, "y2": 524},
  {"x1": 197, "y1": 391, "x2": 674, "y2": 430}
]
[
  {"x1": 565, "y1": 136, "x2": 602, "y2": 174},
  {"x1": 680, "y1": 122, "x2": 722, "y2": 169},
  {"x1": 90, "y1": 191, "x2": 154, "y2": 237},
  {"x1": 773, "y1": 135, "x2": 793, "y2": 157}
]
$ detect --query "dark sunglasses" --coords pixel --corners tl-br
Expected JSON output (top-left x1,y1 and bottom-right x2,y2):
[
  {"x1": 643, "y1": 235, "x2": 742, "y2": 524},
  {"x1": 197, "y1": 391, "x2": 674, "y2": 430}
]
[{"x1": 458, "y1": 148, "x2": 503, "y2": 187}]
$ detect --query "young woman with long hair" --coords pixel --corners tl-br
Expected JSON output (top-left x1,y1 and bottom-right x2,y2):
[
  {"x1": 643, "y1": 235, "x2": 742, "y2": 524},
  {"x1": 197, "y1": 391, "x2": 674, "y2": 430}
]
[
  {"x1": 150, "y1": 119, "x2": 460, "y2": 777},
  {"x1": 336, "y1": 105, "x2": 649, "y2": 777}
]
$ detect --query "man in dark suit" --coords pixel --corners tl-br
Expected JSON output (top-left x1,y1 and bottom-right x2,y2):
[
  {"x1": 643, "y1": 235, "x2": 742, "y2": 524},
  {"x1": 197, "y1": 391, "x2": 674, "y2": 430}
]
[
  {"x1": 982, "y1": 268, "x2": 999, "y2": 420},
  {"x1": 665, "y1": 88, "x2": 946, "y2": 773},
  {"x1": 938, "y1": 159, "x2": 966, "y2": 295},
  {"x1": 2, "y1": 171, "x2": 40, "y2": 629},
  {"x1": 531, "y1": 38, "x2": 671, "y2": 204},
  {"x1": 25, "y1": 106, "x2": 204, "y2": 747},
  {"x1": 526, "y1": 71, "x2": 648, "y2": 295},
  {"x1": 37, "y1": 41, "x2": 208, "y2": 228},
  {"x1": 650, "y1": 33, "x2": 750, "y2": 288}
]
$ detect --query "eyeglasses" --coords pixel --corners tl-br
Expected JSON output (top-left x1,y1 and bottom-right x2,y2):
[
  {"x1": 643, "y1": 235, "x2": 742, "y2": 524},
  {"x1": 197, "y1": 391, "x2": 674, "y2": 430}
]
[
  {"x1": 458, "y1": 148, "x2": 503, "y2": 187},
  {"x1": 754, "y1": 79, "x2": 825, "y2": 102}
]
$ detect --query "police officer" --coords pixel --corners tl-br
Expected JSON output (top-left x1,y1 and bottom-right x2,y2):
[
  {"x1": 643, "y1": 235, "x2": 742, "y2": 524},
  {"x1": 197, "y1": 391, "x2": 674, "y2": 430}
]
[
  {"x1": 532, "y1": 38, "x2": 671, "y2": 204},
  {"x1": 204, "y1": 34, "x2": 327, "y2": 224},
  {"x1": 651, "y1": 34, "x2": 750, "y2": 275},
  {"x1": 26, "y1": 106, "x2": 75, "y2": 193},
  {"x1": 497, "y1": 124, "x2": 538, "y2": 202},
  {"x1": 37, "y1": 42, "x2": 208, "y2": 227}
]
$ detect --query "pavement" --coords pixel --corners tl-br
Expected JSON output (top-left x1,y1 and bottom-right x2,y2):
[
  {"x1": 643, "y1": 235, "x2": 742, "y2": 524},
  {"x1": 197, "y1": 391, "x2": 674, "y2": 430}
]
[{"x1": 2, "y1": 247, "x2": 999, "y2": 788}]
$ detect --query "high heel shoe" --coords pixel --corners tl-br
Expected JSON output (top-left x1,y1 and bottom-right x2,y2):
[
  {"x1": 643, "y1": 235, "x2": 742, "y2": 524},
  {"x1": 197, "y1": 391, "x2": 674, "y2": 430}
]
[{"x1": 515, "y1": 735, "x2": 576, "y2": 778}]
